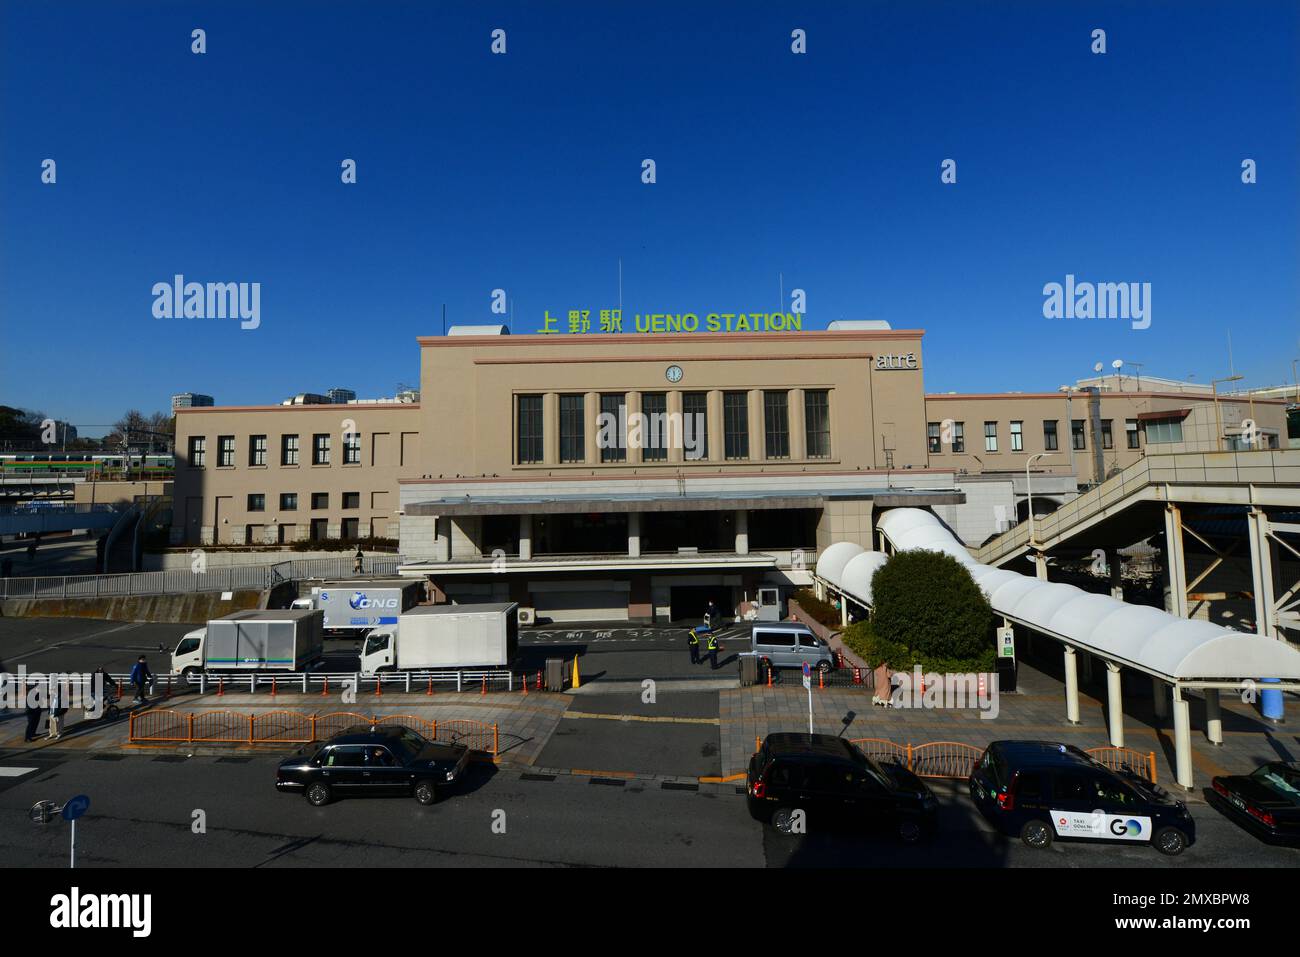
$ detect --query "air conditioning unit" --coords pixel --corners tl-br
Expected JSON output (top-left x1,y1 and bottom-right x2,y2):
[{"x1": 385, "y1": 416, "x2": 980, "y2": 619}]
[{"x1": 517, "y1": 606, "x2": 536, "y2": 626}]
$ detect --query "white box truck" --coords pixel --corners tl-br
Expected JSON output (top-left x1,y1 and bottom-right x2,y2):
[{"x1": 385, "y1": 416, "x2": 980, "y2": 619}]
[
  {"x1": 360, "y1": 603, "x2": 518, "y2": 674},
  {"x1": 289, "y1": 579, "x2": 422, "y2": 635},
  {"x1": 171, "y1": 609, "x2": 325, "y2": 679}
]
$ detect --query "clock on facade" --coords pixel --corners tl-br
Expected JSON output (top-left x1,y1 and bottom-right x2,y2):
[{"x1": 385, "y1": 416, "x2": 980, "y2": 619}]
[{"x1": 665, "y1": 365, "x2": 683, "y2": 383}]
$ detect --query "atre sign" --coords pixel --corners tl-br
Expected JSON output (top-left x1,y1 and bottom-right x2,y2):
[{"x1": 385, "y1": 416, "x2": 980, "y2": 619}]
[{"x1": 875, "y1": 353, "x2": 918, "y2": 370}]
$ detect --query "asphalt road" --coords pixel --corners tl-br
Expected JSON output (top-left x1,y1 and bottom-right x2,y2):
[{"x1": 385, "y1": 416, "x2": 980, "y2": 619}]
[{"x1": 2, "y1": 751, "x2": 1296, "y2": 868}]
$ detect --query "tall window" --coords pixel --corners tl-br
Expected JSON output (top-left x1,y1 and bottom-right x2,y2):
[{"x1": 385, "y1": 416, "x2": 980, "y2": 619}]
[
  {"x1": 189, "y1": 436, "x2": 206, "y2": 468},
  {"x1": 641, "y1": 392, "x2": 667, "y2": 462},
  {"x1": 599, "y1": 393, "x2": 626, "y2": 463},
  {"x1": 763, "y1": 391, "x2": 790, "y2": 459},
  {"x1": 984, "y1": 421, "x2": 999, "y2": 453},
  {"x1": 682, "y1": 392, "x2": 708, "y2": 460},
  {"x1": 951, "y1": 421, "x2": 965, "y2": 453},
  {"x1": 281, "y1": 434, "x2": 299, "y2": 466},
  {"x1": 927, "y1": 422, "x2": 942, "y2": 454},
  {"x1": 343, "y1": 431, "x2": 362, "y2": 464},
  {"x1": 1071, "y1": 419, "x2": 1086, "y2": 451},
  {"x1": 312, "y1": 433, "x2": 331, "y2": 465},
  {"x1": 1043, "y1": 420, "x2": 1059, "y2": 451},
  {"x1": 218, "y1": 435, "x2": 235, "y2": 467},
  {"x1": 723, "y1": 391, "x2": 749, "y2": 460},
  {"x1": 517, "y1": 395, "x2": 543, "y2": 464},
  {"x1": 1126, "y1": 419, "x2": 1140, "y2": 449},
  {"x1": 804, "y1": 390, "x2": 830, "y2": 458},
  {"x1": 1101, "y1": 420, "x2": 1114, "y2": 450},
  {"x1": 559, "y1": 394, "x2": 585, "y2": 463},
  {"x1": 1010, "y1": 421, "x2": 1023, "y2": 452},
  {"x1": 249, "y1": 434, "x2": 267, "y2": 466}
]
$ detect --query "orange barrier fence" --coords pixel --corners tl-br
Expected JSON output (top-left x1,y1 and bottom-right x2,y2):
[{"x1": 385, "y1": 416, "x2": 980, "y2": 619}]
[
  {"x1": 1085, "y1": 746, "x2": 1158, "y2": 783},
  {"x1": 128, "y1": 709, "x2": 499, "y2": 754},
  {"x1": 752, "y1": 736, "x2": 1157, "y2": 783}
]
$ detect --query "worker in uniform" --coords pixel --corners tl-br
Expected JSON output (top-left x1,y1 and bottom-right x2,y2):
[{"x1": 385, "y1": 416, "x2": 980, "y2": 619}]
[
  {"x1": 706, "y1": 628, "x2": 720, "y2": 670},
  {"x1": 687, "y1": 626, "x2": 701, "y2": 665}
]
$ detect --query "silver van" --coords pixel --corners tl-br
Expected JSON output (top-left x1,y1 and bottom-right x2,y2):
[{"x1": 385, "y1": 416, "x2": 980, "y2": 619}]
[{"x1": 750, "y1": 622, "x2": 835, "y2": 674}]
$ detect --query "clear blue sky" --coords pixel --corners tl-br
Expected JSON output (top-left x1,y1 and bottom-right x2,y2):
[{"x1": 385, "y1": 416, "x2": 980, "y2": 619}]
[{"x1": 2, "y1": 1, "x2": 1296, "y2": 436}]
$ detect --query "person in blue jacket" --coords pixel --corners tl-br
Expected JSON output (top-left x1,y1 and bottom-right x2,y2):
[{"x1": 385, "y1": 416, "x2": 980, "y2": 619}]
[{"x1": 129, "y1": 656, "x2": 153, "y2": 704}]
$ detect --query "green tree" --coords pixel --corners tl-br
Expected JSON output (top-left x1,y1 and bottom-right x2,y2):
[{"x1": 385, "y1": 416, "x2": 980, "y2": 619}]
[{"x1": 871, "y1": 549, "x2": 994, "y2": 662}]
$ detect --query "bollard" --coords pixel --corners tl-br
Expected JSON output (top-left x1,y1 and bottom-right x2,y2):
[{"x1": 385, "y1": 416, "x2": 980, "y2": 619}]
[
  {"x1": 536, "y1": 670, "x2": 542, "y2": 691},
  {"x1": 374, "y1": 675, "x2": 383, "y2": 696},
  {"x1": 321, "y1": 675, "x2": 329, "y2": 697},
  {"x1": 480, "y1": 675, "x2": 486, "y2": 697},
  {"x1": 766, "y1": 664, "x2": 773, "y2": 688},
  {"x1": 217, "y1": 676, "x2": 224, "y2": 697},
  {"x1": 521, "y1": 673, "x2": 528, "y2": 695},
  {"x1": 818, "y1": 669, "x2": 824, "y2": 690},
  {"x1": 163, "y1": 676, "x2": 172, "y2": 700},
  {"x1": 426, "y1": 676, "x2": 434, "y2": 696},
  {"x1": 117, "y1": 679, "x2": 124, "y2": 697},
  {"x1": 271, "y1": 676, "x2": 277, "y2": 697},
  {"x1": 853, "y1": 666, "x2": 862, "y2": 685}
]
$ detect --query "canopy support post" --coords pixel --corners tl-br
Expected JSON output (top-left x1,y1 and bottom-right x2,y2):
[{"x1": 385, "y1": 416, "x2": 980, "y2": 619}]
[
  {"x1": 1204, "y1": 688, "x2": 1222, "y2": 745},
  {"x1": 1105, "y1": 662, "x2": 1124, "y2": 747},
  {"x1": 1172, "y1": 686, "x2": 1194, "y2": 790},
  {"x1": 1063, "y1": 646, "x2": 1080, "y2": 725}
]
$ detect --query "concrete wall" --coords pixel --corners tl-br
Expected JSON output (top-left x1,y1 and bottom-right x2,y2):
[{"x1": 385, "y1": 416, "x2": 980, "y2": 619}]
[
  {"x1": 1, "y1": 589, "x2": 265, "y2": 624},
  {"x1": 143, "y1": 549, "x2": 394, "y2": 571},
  {"x1": 933, "y1": 480, "x2": 1016, "y2": 546},
  {"x1": 73, "y1": 480, "x2": 171, "y2": 505}
]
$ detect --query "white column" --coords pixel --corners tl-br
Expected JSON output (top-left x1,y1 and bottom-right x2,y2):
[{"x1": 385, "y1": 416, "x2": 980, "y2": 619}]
[
  {"x1": 1106, "y1": 662, "x2": 1124, "y2": 747},
  {"x1": 735, "y1": 509, "x2": 749, "y2": 556},
  {"x1": 1246, "y1": 509, "x2": 1277, "y2": 637},
  {"x1": 1164, "y1": 504, "x2": 1188, "y2": 618},
  {"x1": 519, "y1": 514, "x2": 532, "y2": 561},
  {"x1": 1172, "y1": 687, "x2": 1194, "y2": 790},
  {"x1": 1063, "y1": 646, "x2": 1080, "y2": 725},
  {"x1": 1205, "y1": 688, "x2": 1223, "y2": 745},
  {"x1": 840, "y1": 594, "x2": 848, "y2": 627},
  {"x1": 434, "y1": 517, "x2": 450, "y2": 562},
  {"x1": 1152, "y1": 677, "x2": 1169, "y2": 719},
  {"x1": 1034, "y1": 552, "x2": 1049, "y2": 581},
  {"x1": 815, "y1": 579, "x2": 825, "y2": 601},
  {"x1": 628, "y1": 512, "x2": 641, "y2": 558}
]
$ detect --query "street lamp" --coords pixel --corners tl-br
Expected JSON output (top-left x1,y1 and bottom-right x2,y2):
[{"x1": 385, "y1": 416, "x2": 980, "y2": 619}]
[
  {"x1": 1211, "y1": 374, "x2": 1244, "y2": 451},
  {"x1": 1025, "y1": 452, "x2": 1055, "y2": 547}
]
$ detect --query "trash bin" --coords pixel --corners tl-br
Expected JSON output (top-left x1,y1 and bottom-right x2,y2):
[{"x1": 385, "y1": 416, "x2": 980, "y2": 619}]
[
  {"x1": 544, "y1": 658, "x2": 565, "y2": 693},
  {"x1": 995, "y1": 657, "x2": 1017, "y2": 694},
  {"x1": 738, "y1": 654, "x2": 758, "y2": 687}
]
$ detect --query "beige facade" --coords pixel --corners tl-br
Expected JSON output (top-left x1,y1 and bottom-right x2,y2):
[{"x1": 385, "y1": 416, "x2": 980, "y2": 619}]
[
  {"x1": 171, "y1": 404, "x2": 420, "y2": 546},
  {"x1": 923, "y1": 390, "x2": 1287, "y2": 487}
]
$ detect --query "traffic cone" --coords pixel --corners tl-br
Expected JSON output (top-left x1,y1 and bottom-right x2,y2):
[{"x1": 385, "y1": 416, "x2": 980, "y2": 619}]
[
  {"x1": 426, "y1": 676, "x2": 434, "y2": 696},
  {"x1": 535, "y1": 670, "x2": 542, "y2": 691},
  {"x1": 480, "y1": 675, "x2": 486, "y2": 696},
  {"x1": 571, "y1": 656, "x2": 581, "y2": 690},
  {"x1": 270, "y1": 677, "x2": 277, "y2": 697},
  {"x1": 320, "y1": 675, "x2": 329, "y2": 697},
  {"x1": 766, "y1": 664, "x2": 773, "y2": 688},
  {"x1": 818, "y1": 669, "x2": 824, "y2": 690},
  {"x1": 217, "y1": 677, "x2": 225, "y2": 697},
  {"x1": 374, "y1": 675, "x2": 382, "y2": 696},
  {"x1": 520, "y1": 674, "x2": 528, "y2": 695}
]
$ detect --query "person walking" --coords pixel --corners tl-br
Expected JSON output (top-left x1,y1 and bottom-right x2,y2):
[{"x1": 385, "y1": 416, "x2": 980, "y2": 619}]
[
  {"x1": 24, "y1": 700, "x2": 42, "y2": 742},
  {"x1": 687, "y1": 626, "x2": 701, "y2": 665},
  {"x1": 353, "y1": 546, "x2": 365, "y2": 575},
  {"x1": 47, "y1": 682, "x2": 63, "y2": 740},
  {"x1": 707, "y1": 628, "x2": 720, "y2": 670},
  {"x1": 705, "y1": 598, "x2": 721, "y2": 629},
  {"x1": 129, "y1": 655, "x2": 153, "y2": 705}
]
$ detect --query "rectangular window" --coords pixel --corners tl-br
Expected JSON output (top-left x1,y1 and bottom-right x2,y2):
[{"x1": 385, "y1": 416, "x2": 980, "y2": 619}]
[
  {"x1": 249, "y1": 434, "x2": 267, "y2": 466},
  {"x1": 1126, "y1": 419, "x2": 1140, "y2": 449},
  {"x1": 516, "y1": 395, "x2": 543, "y2": 464},
  {"x1": 312, "y1": 433, "x2": 330, "y2": 465},
  {"x1": 723, "y1": 391, "x2": 749, "y2": 460},
  {"x1": 311, "y1": 492, "x2": 328, "y2": 510},
  {"x1": 984, "y1": 421, "x2": 999, "y2": 453},
  {"x1": 343, "y1": 431, "x2": 361, "y2": 464},
  {"x1": 218, "y1": 435, "x2": 235, "y2": 467},
  {"x1": 927, "y1": 422, "x2": 941, "y2": 454},
  {"x1": 341, "y1": 517, "x2": 360, "y2": 539},
  {"x1": 641, "y1": 393, "x2": 667, "y2": 462},
  {"x1": 599, "y1": 393, "x2": 626, "y2": 463},
  {"x1": 951, "y1": 421, "x2": 965, "y2": 453},
  {"x1": 1043, "y1": 420, "x2": 1059, "y2": 451},
  {"x1": 1010, "y1": 421, "x2": 1023, "y2": 452},
  {"x1": 1145, "y1": 417, "x2": 1184, "y2": 444},
  {"x1": 281, "y1": 434, "x2": 299, "y2": 466},
  {"x1": 763, "y1": 391, "x2": 790, "y2": 459},
  {"x1": 1071, "y1": 419, "x2": 1086, "y2": 451},
  {"x1": 342, "y1": 492, "x2": 360, "y2": 510},
  {"x1": 280, "y1": 493, "x2": 297, "y2": 511},
  {"x1": 247, "y1": 493, "x2": 265, "y2": 512},
  {"x1": 188, "y1": 436, "x2": 206, "y2": 468},
  {"x1": 1101, "y1": 419, "x2": 1114, "y2": 450},
  {"x1": 310, "y1": 518, "x2": 328, "y2": 540},
  {"x1": 804, "y1": 390, "x2": 830, "y2": 458},
  {"x1": 682, "y1": 391, "x2": 708, "y2": 460},
  {"x1": 559, "y1": 394, "x2": 585, "y2": 463}
]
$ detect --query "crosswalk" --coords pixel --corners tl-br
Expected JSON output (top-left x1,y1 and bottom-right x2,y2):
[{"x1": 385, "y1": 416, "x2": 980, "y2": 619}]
[{"x1": 0, "y1": 767, "x2": 38, "y2": 777}]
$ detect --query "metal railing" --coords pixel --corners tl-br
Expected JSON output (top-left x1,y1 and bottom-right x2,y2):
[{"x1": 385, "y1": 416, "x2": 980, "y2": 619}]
[
  {"x1": 0, "y1": 555, "x2": 404, "y2": 600},
  {"x1": 128, "y1": 708, "x2": 500, "y2": 753}
]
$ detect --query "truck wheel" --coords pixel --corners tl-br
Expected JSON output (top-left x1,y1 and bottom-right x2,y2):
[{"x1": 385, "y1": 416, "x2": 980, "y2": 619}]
[
  {"x1": 414, "y1": 781, "x2": 438, "y2": 806},
  {"x1": 181, "y1": 666, "x2": 200, "y2": 684},
  {"x1": 1153, "y1": 827, "x2": 1188, "y2": 856},
  {"x1": 305, "y1": 783, "x2": 332, "y2": 807},
  {"x1": 1020, "y1": 819, "x2": 1053, "y2": 850}
]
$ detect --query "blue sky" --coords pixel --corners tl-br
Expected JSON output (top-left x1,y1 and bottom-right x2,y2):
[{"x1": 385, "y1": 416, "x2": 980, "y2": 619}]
[{"x1": 2, "y1": 0, "x2": 1297, "y2": 435}]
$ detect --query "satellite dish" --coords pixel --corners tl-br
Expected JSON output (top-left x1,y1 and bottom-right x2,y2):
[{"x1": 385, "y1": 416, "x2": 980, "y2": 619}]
[
  {"x1": 1111, "y1": 359, "x2": 1124, "y2": 370},
  {"x1": 1093, "y1": 362, "x2": 1104, "y2": 372}
]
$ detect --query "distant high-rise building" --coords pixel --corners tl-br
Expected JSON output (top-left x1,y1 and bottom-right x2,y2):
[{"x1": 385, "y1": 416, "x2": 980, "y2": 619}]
[
  {"x1": 327, "y1": 388, "x2": 357, "y2": 404},
  {"x1": 172, "y1": 393, "x2": 215, "y2": 410}
]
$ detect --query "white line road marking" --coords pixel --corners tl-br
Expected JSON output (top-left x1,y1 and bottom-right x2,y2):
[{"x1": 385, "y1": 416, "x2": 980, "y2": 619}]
[
  {"x1": 0, "y1": 767, "x2": 38, "y2": 777},
  {"x1": 6, "y1": 622, "x2": 141, "y2": 662}
]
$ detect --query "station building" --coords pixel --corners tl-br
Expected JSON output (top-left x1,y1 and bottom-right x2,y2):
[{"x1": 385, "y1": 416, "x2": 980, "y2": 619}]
[{"x1": 171, "y1": 323, "x2": 1288, "y2": 623}]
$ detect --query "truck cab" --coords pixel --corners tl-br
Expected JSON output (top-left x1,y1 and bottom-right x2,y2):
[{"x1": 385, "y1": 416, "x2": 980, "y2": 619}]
[
  {"x1": 360, "y1": 628, "x2": 398, "y2": 674},
  {"x1": 171, "y1": 627, "x2": 208, "y2": 678}
]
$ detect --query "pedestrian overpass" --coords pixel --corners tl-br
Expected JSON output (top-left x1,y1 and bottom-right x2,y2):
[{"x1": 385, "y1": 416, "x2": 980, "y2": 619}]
[{"x1": 814, "y1": 507, "x2": 1300, "y2": 791}]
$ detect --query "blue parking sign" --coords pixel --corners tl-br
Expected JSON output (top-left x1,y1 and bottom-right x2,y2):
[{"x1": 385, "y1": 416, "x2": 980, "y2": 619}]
[{"x1": 62, "y1": 794, "x2": 90, "y2": 821}]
